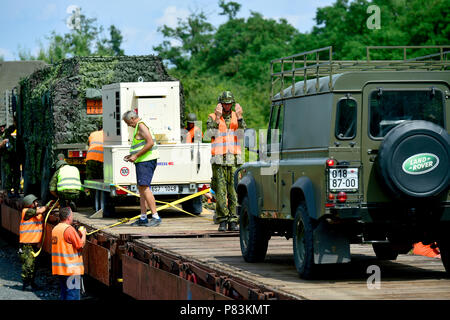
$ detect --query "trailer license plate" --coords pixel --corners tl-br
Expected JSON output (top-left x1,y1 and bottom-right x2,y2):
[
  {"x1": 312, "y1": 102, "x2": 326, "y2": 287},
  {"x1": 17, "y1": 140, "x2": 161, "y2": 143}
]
[
  {"x1": 151, "y1": 185, "x2": 179, "y2": 195},
  {"x1": 329, "y1": 168, "x2": 358, "y2": 191}
]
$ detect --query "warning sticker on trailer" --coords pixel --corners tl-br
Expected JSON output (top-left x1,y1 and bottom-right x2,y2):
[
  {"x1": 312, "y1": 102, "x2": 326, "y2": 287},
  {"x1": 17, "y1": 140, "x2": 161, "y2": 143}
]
[{"x1": 120, "y1": 167, "x2": 130, "y2": 176}]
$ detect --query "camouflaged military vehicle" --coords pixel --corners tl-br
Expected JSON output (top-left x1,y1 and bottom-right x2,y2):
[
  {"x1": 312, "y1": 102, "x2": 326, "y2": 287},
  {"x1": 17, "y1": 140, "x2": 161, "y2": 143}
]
[{"x1": 236, "y1": 46, "x2": 450, "y2": 279}]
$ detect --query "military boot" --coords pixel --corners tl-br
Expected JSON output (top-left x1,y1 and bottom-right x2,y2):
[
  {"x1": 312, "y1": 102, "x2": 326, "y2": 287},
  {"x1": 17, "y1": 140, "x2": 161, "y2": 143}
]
[
  {"x1": 69, "y1": 201, "x2": 77, "y2": 212},
  {"x1": 31, "y1": 281, "x2": 41, "y2": 291},
  {"x1": 22, "y1": 280, "x2": 29, "y2": 291},
  {"x1": 228, "y1": 221, "x2": 239, "y2": 231},
  {"x1": 218, "y1": 221, "x2": 227, "y2": 232}
]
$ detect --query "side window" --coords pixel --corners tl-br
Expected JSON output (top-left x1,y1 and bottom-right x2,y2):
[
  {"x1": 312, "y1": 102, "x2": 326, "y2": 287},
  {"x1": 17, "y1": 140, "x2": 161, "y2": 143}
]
[
  {"x1": 267, "y1": 104, "x2": 284, "y2": 153},
  {"x1": 277, "y1": 104, "x2": 284, "y2": 144},
  {"x1": 335, "y1": 98, "x2": 357, "y2": 139}
]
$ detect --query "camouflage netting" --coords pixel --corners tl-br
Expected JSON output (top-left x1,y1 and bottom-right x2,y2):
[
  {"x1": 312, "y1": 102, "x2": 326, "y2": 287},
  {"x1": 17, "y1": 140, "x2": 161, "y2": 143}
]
[{"x1": 18, "y1": 55, "x2": 183, "y2": 199}]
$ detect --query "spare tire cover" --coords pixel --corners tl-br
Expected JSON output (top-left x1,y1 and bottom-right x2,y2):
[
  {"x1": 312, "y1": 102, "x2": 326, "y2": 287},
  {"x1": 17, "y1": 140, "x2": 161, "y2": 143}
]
[{"x1": 377, "y1": 120, "x2": 450, "y2": 198}]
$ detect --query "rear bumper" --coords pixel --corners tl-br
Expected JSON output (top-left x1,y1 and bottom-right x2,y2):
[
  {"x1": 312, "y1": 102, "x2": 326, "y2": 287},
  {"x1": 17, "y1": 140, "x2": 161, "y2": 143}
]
[{"x1": 331, "y1": 202, "x2": 450, "y2": 223}]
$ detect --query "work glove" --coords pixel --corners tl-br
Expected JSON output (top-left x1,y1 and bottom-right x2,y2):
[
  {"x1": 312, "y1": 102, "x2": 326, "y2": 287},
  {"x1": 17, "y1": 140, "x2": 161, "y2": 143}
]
[
  {"x1": 235, "y1": 103, "x2": 243, "y2": 119},
  {"x1": 45, "y1": 200, "x2": 55, "y2": 208},
  {"x1": 214, "y1": 103, "x2": 223, "y2": 122}
]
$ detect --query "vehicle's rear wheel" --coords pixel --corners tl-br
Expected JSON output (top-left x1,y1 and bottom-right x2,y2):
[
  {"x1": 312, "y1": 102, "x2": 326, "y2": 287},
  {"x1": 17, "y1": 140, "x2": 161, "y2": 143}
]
[
  {"x1": 293, "y1": 204, "x2": 315, "y2": 279},
  {"x1": 439, "y1": 238, "x2": 450, "y2": 277},
  {"x1": 239, "y1": 196, "x2": 270, "y2": 262},
  {"x1": 372, "y1": 243, "x2": 398, "y2": 260}
]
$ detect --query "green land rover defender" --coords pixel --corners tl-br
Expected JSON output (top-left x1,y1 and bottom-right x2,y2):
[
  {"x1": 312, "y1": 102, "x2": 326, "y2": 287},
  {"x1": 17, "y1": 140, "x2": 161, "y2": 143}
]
[{"x1": 236, "y1": 46, "x2": 450, "y2": 279}]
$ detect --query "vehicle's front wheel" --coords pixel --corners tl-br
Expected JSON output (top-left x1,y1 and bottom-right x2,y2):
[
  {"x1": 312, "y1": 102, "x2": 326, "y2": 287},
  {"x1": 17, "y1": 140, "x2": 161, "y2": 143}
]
[
  {"x1": 293, "y1": 204, "x2": 316, "y2": 279},
  {"x1": 372, "y1": 243, "x2": 398, "y2": 260},
  {"x1": 181, "y1": 197, "x2": 203, "y2": 215},
  {"x1": 239, "y1": 196, "x2": 270, "y2": 262}
]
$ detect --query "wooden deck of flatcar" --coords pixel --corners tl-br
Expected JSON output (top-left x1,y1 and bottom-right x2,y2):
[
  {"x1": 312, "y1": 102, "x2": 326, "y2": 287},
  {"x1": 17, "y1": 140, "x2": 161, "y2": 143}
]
[{"x1": 72, "y1": 205, "x2": 450, "y2": 300}]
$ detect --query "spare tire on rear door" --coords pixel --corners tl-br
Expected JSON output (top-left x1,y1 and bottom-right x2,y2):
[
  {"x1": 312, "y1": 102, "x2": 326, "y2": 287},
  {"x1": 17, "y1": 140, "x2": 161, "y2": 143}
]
[{"x1": 377, "y1": 120, "x2": 450, "y2": 198}]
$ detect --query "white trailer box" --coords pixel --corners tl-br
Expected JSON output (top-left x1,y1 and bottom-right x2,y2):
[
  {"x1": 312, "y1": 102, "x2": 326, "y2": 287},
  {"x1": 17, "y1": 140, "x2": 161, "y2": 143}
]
[
  {"x1": 102, "y1": 82, "x2": 181, "y2": 145},
  {"x1": 103, "y1": 143, "x2": 211, "y2": 194},
  {"x1": 84, "y1": 81, "x2": 212, "y2": 215}
]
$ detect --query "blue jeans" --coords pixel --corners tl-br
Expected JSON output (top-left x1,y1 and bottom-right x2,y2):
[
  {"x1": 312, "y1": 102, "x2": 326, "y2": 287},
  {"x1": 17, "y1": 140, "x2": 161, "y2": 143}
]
[{"x1": 59, "y1": 275, "x2": 81, "y2": 300}]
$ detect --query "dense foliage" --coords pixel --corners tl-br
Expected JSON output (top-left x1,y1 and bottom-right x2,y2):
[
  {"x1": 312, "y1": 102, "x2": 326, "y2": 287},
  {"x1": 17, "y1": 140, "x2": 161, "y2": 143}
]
[
  {"x1": 18, "y1": 12, "x2": 124, "y2": 63},
  {"x1": 19, "y1": 1, "x2": 448, "y2": 130},
  {"x1": 18, "y1": 56, "x2": 173, "y2": 199},
  {"x1": 154, "y1": 0, "x2": 450, "y2": 130}
]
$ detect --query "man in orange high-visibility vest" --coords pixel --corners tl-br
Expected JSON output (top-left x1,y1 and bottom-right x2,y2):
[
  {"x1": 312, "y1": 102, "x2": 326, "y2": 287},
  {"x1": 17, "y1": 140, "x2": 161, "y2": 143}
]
[
  {"x1": 51, "y1": 207, "x2": 86, "y2": 300},
  {"x1": 19, "y1": 194, "x2": 53, "y2": 291},
  {"x1": 86, "y1": 125, "x2": 104, "y2": 180},
  {"x1": 183, "y1": 113, "x2": 203, "y2": 143},
  {"x1": 206, "y1": 91, "x2": 246, "y2": 232}
]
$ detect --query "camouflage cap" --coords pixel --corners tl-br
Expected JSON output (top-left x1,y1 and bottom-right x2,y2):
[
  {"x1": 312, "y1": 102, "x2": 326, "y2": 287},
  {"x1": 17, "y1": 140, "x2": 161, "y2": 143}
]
[
  {"x1": 186, "y1": 113, "x2": 197, "y2": 123},
  {"x1": 23, "y1": 194, "x2": 38, "y2": 207},
  {"x1": 218, "y1": 91, "x2": 235, "y2": 104}
]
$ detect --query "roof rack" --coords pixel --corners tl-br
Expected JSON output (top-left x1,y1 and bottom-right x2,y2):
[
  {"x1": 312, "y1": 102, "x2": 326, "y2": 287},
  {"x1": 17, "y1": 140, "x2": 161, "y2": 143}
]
[{"x1": 271, "y1": 45, "x2": 450, "y2": 101}]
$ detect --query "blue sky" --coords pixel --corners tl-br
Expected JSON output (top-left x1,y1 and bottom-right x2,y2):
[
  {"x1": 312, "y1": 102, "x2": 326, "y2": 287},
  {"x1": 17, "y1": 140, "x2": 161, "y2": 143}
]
[{"x1": 0, "y1": 0, "x2": 335, "y2": 61}]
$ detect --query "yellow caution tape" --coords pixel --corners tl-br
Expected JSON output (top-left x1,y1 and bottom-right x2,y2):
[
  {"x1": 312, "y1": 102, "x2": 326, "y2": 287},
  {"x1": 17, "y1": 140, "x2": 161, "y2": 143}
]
[
  {"x1": 32, "y1": 199, "x2": 59, "y2": 258},
  {"x1": 113, "y1": 184, "x2": 214, "y2": 222},
  {"x1": 87, "y1": 188, "x2": 212, "y2": 235}
]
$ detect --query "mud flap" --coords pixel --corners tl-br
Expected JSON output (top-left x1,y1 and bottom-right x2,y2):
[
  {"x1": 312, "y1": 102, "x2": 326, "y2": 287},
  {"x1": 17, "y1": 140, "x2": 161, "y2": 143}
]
[{"x1": 313, "y1": 219, "x2": 351, "y2": 264}]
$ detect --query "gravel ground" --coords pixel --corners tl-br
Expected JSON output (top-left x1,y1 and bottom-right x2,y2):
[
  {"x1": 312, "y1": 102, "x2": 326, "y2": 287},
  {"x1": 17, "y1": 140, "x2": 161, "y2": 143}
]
[
  {"x1": 0, "y1": 234, "x2": 61, "y2": 300},
  {"x1": 0, "y1": 232, "x2": 103, "y2": 300},
  {"x1": 0, "y1": 231, "x2": 132, "y2": 301}
]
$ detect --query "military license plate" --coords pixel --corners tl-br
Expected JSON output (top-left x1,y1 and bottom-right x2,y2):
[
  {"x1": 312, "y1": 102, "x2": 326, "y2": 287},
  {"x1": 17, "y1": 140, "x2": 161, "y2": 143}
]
[
  {"x1": 151, "y1": 185, "x2": 179, "y2": 195},
  {"x1": 329, "y1": 168, "x2": 358, "y2": 192},
  {"x1": 66, "y1": 158, "x2": 86, "y2": 165}
]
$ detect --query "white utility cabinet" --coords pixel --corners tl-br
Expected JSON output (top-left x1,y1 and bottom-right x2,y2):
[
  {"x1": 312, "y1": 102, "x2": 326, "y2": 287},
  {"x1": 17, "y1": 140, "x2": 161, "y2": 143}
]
[{"x1": 85, "y1": 82, "x2": 212, "y2": 213}]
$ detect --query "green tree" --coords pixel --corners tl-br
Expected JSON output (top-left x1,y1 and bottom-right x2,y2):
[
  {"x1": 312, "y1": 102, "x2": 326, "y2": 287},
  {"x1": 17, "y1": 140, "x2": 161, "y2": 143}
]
[
  {"x1": 19, "y1": 9, "x2": 124, "y2": 63},
  {"x1": 295, "y1": 0, "x2": 450, "y2": 60},
  {"x1": 157, "y1": 0, "x2": 449, "y2": 130},
  {"x1": 97, "y1": 25, "x2": 125, "y2": 56},
  {"x1": 218, "y1": 0, "x2": 241, "y2": 20},
  {"x1": 153, "y1": 10, "x2": 215, "y2": 70},
  {"x1": 207, "y1": 12, "x2": 298, "y2": 83}
]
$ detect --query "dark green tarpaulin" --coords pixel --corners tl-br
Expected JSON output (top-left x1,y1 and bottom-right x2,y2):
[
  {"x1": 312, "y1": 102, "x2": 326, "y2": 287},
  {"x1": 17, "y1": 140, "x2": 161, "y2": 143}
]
[{"x1": 18, "y1": 55, "x2": 184, "y2": 199}]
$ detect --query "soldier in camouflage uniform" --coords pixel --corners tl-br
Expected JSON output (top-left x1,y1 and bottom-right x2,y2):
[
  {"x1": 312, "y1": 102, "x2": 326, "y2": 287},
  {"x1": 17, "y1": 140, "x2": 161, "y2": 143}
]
[
  {"x1": 0, "y1": 124, "x2": 6, "y2": 189},
  {"x1": 207, "y1": 91, "x2": 246, "y2": 231},
  {"x1": 49, "y1": 160, "x2": 83, "y2": 211},
  {"x1": 0, "y1": 121, "x2": 21, "y2": 197},
  {"x1": 19, "y1": 194, "x2": 53, "y2": 291}
]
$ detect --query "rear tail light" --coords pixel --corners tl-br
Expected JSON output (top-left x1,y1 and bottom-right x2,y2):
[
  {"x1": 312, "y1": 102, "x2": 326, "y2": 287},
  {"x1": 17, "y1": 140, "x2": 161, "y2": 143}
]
[
  {"x1": 337, "y1": 192, "x2": 347, "y2": 203},
  {"x1": 115, "y1": 186, "x2": 129, "y2": 195},
  {"x1": 326, "y1": 193, "x2": 335, "y2": 208},
  {"x1": 198, "y1": 184, "x2": 210, "y2": 192},
  {"x1": 326, "y1": 158, "x2": 336, "y2": 167},
  {"x1": 68, "y1": 150, "x2": 87, "y2": 158}
]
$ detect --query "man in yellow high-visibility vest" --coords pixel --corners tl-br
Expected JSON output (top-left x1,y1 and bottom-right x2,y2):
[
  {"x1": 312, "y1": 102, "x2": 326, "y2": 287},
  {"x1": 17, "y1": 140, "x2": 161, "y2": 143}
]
[
  {"x1": 122, "y1": 110, "x2": 161, "y2": 227},
  {"x1": 49, "y1": 160, "x2": 83, "y2": 211}
]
